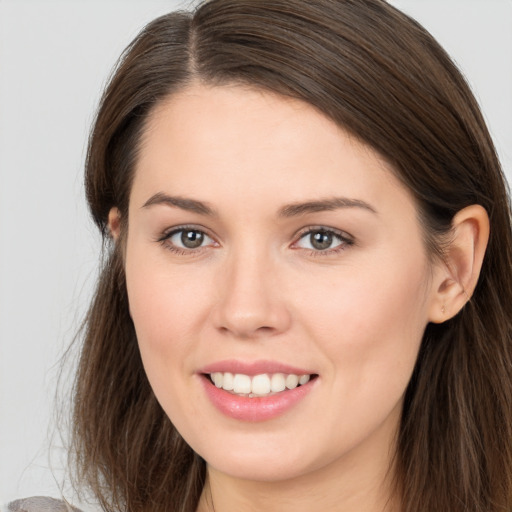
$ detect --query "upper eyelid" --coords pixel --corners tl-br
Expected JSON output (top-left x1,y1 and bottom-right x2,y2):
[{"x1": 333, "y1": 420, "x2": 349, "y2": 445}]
[
  {"x1": 294, "y1": 226, "x2": 354, "y2": 241},
  {"x1": 158, "y1": 224, "x2": 216, "y2": 241}
]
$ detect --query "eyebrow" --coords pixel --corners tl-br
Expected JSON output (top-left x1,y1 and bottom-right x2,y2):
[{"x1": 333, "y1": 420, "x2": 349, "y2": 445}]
[
  {"x1": 278, "y1": 197, "x2": 377, "y2": 217},
  {"x1": 141, "y1": 192, "x2": 377, "y2": 217},
  {"x1": 142, "y1": 192, "x2": 216, "y2": 216}
]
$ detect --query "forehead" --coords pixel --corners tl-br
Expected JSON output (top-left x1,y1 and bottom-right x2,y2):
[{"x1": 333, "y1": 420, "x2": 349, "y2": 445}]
[{"x1": 131, "y1": 83, "x2": 415, "y2": 218}]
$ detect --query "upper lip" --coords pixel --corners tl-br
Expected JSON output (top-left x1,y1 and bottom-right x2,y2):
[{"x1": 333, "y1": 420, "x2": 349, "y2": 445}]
[{"x1": 199, "y1": 359, "x2": 316, "y2": 376}]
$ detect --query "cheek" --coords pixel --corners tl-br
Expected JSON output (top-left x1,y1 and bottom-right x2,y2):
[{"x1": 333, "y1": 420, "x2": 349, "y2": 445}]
[
  {"x1": 124, "y1": 241, "x2": 210, "y2": 369},
  {"x1": 306, "y1": 259, "x2": 426, "y2": 331},
  {"x1": 124, "y1": 247, "x2": 213, "y2": 424},
  {"x1": 302, "y1": 254, "x2": 429, "y2": 396}
]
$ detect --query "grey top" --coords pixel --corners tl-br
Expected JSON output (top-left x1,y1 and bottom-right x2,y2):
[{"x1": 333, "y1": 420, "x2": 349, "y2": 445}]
[{"x1": 5, "y1": 497, "x2": 83, "y2": 512}]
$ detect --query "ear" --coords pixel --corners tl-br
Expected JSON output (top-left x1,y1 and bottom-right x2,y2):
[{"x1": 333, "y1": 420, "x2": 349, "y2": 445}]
[
  {"x1": 108, "y1": 207, "x2": 122, "y2": 241},
  {"x1": 428, "y1": 205, "x2": 489, "y2": 323}
]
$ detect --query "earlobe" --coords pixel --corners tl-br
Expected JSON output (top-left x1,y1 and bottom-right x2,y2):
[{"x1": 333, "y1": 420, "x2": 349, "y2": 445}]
[
  {"x1": 428, "y1": 204, "x2": 489, "y2": 323},
  {"x1": 108, "y1": 207, "x2": 122, "y2": 241}
]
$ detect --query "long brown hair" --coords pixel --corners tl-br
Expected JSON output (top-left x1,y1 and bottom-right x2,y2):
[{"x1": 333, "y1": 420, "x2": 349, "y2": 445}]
[{"x1": 72, "y1": 1, "x2": 512, "y2": 511}]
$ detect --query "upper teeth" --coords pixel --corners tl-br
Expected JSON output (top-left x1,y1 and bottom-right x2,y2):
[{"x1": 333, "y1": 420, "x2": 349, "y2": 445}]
[{"x1": 210, "y1": 372, "x2": 311, "y2": 396}]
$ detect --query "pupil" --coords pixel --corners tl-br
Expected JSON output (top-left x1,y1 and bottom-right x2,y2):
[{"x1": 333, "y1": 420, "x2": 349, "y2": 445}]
[
  {"x1": 181, "y1": 230, "x2": 204, "y2": 248},
  {"x1": 311, "y1": 231, "x2": 332, "y2": 250}
]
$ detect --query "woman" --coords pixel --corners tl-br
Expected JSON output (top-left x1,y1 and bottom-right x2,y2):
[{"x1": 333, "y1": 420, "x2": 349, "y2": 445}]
[{"x1": 10, "y1": 0, "x2": 512, "y2": 511}]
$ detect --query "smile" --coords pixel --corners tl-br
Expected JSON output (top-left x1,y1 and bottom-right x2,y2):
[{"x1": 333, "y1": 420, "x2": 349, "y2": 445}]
[
  {"x1": 200, "y1": 368, "x2": 317, "y2": 421},
  {"x1": 209, "y1": 372, "x2": 312, "y2": 397}
]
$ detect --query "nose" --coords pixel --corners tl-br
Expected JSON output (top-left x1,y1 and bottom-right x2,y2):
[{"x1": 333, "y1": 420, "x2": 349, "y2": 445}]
[{"x1": 212, "y1": 248, "x2": 292, "y2": 339}]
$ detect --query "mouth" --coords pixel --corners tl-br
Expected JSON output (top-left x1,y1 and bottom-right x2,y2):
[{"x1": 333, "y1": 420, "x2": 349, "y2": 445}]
[
  {"x1": 199, "y1": 360, "x2": 318, "y2": 421},
  {"x1": 204, "y1": 372, "x2": 318, "y2": 398}
]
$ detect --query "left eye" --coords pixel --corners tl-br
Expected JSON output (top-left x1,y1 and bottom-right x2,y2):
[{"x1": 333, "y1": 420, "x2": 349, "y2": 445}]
[
  {"x1": 295, "y1": 229, "x2": 347, "y2": 251},
  {"x1": 167, "y1": 229, "x2": 214, "y2": 249}
]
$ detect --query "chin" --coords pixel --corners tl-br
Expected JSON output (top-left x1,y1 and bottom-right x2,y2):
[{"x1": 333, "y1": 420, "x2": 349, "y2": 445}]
[
  {"x1": 189, "y1": 426, "x2": 334, "y2": 483},
  {"x1": 207, "y1": 453, "x2": 313, "y2": 483}
]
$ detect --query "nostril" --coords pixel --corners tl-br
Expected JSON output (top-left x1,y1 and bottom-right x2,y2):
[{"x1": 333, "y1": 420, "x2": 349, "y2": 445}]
[
  {"x1": 256, "y1": 326, "x2": 276, "y2": 333},
  {"x1": 218, "y1": 324, "x2": 279, "y2": 340}
]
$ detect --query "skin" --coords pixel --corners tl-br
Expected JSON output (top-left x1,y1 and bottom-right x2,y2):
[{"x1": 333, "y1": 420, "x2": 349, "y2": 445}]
[{"x1": 109, "y1": 83, "x2": 489, "y2": 512}]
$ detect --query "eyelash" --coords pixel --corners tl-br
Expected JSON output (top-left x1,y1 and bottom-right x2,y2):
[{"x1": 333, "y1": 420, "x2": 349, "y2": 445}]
[
  {"x1": 292, "y1": 227, "x2": 354, "y2": 256},
  {"x1": 156, "y1": 225, "x2": 354, "y2": 256},
  {"x1": 156, "y1": 225, "x2": 216, "y2": 256}
]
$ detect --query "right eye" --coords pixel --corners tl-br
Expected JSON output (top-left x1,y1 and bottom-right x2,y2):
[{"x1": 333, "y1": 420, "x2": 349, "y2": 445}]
[{"x1": 159, "y1": 227, "x2": 216, "y2": 253}]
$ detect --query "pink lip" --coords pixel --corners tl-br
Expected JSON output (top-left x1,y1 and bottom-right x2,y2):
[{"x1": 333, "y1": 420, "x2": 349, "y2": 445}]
[
  {"x1": 198, "y1": 360, "x2": 317, "y2": 422},
  {"x1": 199, "y1": 359, "x2": 314, "y2": 376}
]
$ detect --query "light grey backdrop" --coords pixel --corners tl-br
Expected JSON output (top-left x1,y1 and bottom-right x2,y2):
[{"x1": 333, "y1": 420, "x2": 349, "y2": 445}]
[{"x1": 1, "y1": 0, "x2": 511, "y2": 506}]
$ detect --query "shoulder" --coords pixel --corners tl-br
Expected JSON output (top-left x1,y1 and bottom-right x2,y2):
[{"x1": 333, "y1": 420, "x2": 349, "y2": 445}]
[{"x1": 5, "y1": 497, "x2": 83, "y2": 512}]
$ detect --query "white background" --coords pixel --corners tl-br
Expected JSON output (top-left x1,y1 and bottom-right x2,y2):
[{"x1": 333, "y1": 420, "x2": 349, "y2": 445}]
[{"x1": 1, "y1": 0, "x2": 511, "y2": 507}]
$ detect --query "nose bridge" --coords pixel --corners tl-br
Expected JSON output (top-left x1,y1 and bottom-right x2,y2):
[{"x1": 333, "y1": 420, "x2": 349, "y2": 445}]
[{"x1": 213, "y1": 240, "x2": 290, "y2": 338}]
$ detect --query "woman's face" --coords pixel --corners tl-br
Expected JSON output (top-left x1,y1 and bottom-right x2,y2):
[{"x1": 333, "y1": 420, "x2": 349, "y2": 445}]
[{"x1": 123, "y1": 84, "x2": 440, "y2": 484}]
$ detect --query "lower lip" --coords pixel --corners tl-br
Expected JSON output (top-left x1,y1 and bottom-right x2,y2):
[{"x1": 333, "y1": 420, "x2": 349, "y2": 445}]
[{"x1": 200, "y1": 375, "x2": 316, "y2": 422}]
